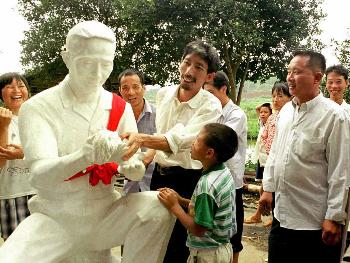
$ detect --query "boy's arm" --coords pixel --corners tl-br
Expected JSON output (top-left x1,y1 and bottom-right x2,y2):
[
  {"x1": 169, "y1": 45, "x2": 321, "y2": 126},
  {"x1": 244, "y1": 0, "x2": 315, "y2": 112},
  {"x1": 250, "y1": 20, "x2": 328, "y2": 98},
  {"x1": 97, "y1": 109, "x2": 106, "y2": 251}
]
[
  {"x1": 178, "y1": 196, "x2": 191, "y2": 208},
  {"x1": 169, "y1": 203, "x2": 207, "y2": 236},
  {"x1": 158, "y1": 188, "x2": 207, "y2": 236}
]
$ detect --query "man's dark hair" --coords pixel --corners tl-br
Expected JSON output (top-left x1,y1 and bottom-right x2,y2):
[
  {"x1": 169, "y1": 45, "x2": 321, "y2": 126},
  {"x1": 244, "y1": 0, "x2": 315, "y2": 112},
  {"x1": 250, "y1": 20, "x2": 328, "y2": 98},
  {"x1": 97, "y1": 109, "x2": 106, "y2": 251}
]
[
  {"x1": 292, "y1": 50, "x2": 326, "y2": 74},
  {"x1": 210, "y1": 71, "x2": 230, "y2": 95},
  {"x1": 325, "y1": 64, "x2": 348, "y2": 81},
  {"x1": 118, "y1": 68, "x2": 145, "y2": 86},
  {"x1": 203, "y1": 123, "x2": 238, "y2": 163},
  {"x1": 0, "y1": 72, "x2": 30, "y2": 101},
  {"x1": 272, "y1": 81, "x2": 292, "y2": 98},
  {"x1": 182, "y1": 40, "x2": 220, "y2": 73}
]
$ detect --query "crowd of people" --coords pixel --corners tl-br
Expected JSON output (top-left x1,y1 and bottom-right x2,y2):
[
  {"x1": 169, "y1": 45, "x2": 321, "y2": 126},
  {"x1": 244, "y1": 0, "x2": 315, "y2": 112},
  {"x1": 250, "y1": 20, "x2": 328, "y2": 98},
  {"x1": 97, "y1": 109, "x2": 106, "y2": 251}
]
[{"x1": 0, "y1": 20, "x2": 349, "y2": 263}]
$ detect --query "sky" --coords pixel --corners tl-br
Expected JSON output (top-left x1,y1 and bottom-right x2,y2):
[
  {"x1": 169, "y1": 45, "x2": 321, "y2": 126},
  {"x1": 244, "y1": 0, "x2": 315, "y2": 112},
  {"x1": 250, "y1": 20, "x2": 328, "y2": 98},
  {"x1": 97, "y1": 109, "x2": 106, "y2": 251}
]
[{"x1": 0, "y1": 0, "x2": 350, "y2": 75}]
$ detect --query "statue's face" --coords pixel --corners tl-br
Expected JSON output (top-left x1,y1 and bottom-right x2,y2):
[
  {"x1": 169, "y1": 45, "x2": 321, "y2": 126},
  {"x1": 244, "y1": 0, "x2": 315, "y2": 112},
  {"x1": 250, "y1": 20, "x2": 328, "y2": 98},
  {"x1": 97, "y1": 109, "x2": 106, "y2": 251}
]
[{"x1": 67, "y1": 37, "x2": 115, "y2": 95}]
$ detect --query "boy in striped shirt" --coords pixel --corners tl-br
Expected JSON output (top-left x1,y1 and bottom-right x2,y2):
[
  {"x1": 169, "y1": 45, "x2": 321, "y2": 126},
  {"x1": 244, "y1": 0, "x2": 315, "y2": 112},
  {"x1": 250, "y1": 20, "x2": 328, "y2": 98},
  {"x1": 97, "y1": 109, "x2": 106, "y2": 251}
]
[{"x1": 158, "y1": 123, "x2": 238, "y2": 263}]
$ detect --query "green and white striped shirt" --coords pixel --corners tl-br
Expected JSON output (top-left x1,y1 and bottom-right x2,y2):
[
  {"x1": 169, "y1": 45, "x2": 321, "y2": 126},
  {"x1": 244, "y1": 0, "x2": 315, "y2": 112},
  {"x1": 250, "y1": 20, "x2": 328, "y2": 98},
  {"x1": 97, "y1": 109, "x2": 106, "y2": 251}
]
[{"x1": 186, "y1": 163, "x2": 236, "y2": 249}]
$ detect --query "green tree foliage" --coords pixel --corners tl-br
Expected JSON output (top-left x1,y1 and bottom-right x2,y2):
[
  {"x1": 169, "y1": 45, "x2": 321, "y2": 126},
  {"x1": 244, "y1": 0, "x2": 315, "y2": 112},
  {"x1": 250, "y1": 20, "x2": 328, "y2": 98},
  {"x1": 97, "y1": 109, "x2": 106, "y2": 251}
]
[
  {"x1": 19, "y1": 0, "x2": 324, "y2": 100},
  {"x1": 335, "y1": 37, "x2": 350, "y2": 104},
  {"x1": 336, "y1": 39, "x2": 350, "y2": 71},
  {"x1": 144, "y1": 0, "x2": 324, "y2": 104}
]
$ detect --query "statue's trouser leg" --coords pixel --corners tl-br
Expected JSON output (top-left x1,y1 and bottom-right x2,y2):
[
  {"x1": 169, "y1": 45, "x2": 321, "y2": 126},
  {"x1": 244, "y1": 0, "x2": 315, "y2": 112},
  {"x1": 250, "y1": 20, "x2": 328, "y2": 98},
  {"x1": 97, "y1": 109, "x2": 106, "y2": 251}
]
[
  {"x1": 93, "y1": 191, "x2": 176, "y2": 263},
  {"x1": 0, "y1": 213, "x2": 73, "y2": 263}
]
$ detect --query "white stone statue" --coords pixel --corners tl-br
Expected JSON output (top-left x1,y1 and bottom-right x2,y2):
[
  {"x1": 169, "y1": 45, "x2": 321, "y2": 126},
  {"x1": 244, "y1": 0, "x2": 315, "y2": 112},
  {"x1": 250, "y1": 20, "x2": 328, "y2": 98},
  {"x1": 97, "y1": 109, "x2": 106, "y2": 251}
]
[{"x1": 0, "y1": 20, "x2": 175, "y2": 263}]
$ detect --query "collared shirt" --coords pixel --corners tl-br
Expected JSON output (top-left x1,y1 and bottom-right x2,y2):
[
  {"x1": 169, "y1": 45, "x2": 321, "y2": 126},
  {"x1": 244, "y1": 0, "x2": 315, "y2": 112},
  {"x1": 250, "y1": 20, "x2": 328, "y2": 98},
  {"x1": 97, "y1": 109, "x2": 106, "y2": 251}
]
[
  {"x1": 154, "y1": 85, "x2": 222, "y2": 169},
  {"x1": 340, "y1": 100, "x2": 350, "y2": 187},
  {"x1": 136, "y1": 99, "x2": 156, "y2": 138},
  {"x1": 263, "y1": 93, "x2": 349, "y2": 230},
  {"x1": 18, "y1": 76, "x2": 138, "y2": 200},
  {"x1": 187, "y1": 163, "x2": 236, "y2": 249},
  {"x1": 341, "y1": 100, "x2": 350, "y2": 115},
  {"x1": 217, "y1": 100, "x2": 247, "y2": 189},
  {"x1": 124, "y1": 99, "x2": 156, "y2": 193}
]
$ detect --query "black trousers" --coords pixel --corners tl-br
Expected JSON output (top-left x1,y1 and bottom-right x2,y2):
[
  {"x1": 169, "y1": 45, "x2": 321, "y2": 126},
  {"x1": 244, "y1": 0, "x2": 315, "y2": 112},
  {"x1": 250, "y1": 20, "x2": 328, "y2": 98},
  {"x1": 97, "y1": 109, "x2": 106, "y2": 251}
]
[
  {"x1": 150, "y1": 164, "x2": 202, "y2": 263},
  {"x1": 230, "y1": 188, "x2": 244, "y2": 253},
  {"x1": 268, "y1": 217, "x2": 341, "y2": 263}
]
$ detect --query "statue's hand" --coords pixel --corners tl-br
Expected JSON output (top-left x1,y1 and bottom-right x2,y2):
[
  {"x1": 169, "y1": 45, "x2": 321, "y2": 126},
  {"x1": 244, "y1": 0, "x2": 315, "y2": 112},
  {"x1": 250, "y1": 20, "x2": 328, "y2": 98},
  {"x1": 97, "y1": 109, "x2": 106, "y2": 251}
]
[
  {"x1": 83, "y1": 130, "x2": 127, "y2": 165},
  {"x1": 118, "y1": 152, "x2": 145, "y2": 181}
]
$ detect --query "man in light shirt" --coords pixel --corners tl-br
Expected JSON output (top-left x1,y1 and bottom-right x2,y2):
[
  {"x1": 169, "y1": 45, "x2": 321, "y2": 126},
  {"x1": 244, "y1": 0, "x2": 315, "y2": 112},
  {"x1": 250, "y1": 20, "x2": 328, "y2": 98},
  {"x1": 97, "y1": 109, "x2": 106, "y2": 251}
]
[
  {"x1": 325, "y1": 64, "x2": 350, "y2": 113},
  {"x1": 122, "y1": 40, "x2": 222, "y2": 263},
  {"x1": 203, "y1": 71, "x2": 247, "y2": 263},
  {"x1": 259, "y1": 50, "x2": 349, "y2": 263},
  {"x1": 118, "y1": 68, "x2": 156, "y2": 193}
]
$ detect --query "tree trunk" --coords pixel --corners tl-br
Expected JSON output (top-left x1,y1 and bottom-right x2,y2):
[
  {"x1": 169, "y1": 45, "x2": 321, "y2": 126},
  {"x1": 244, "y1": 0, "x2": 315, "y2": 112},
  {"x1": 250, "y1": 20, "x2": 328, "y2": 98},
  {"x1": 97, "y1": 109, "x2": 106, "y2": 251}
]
[
  {"x1": 223, "y1": 43, "x2": 236, "y2": 104},
  {"x1": 223, "y1": 43, "x2": 242, "y2": 104},
  {"x1": 236, "y1": 60, "x2": 250, "y2": 105}
]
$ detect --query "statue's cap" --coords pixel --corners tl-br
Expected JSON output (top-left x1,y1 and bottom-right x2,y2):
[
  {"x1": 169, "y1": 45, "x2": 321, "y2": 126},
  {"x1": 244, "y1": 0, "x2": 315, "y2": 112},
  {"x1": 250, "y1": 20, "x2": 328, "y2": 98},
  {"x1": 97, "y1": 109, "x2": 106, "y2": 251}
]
[{"x1": 66, "y1": 20, "x2": 116, "y2": 44}]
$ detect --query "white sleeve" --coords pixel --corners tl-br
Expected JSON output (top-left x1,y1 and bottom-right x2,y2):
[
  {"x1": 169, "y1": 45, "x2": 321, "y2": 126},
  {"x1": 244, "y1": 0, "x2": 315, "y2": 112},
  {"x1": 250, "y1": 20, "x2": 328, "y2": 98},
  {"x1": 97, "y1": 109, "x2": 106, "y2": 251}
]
[
  {"x1": 164, "y1": 97, "x2": 222, "y2": 154},
  {"x1": 325, "y1": 111, "x2": 349, "y2": 222}
]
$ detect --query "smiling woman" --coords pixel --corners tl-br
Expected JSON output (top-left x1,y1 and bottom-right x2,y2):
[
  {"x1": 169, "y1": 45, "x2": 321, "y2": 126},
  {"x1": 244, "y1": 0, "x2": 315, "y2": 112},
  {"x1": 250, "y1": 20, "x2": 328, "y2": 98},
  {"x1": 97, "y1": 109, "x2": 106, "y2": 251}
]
[
  {"x1": 0, "y1": 72, "x2": 35, "y2": 241},
  {"x1": 0, "y1": 73, "x2": 29, "y2": 115}
]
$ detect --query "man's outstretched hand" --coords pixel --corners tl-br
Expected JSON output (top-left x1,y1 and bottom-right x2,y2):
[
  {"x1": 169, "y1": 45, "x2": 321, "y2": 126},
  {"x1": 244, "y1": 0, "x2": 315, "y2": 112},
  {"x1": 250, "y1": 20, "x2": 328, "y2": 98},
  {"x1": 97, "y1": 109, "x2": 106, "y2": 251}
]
[{"x1": 120, "y1": 132, "x2": 144, "y2": 161}]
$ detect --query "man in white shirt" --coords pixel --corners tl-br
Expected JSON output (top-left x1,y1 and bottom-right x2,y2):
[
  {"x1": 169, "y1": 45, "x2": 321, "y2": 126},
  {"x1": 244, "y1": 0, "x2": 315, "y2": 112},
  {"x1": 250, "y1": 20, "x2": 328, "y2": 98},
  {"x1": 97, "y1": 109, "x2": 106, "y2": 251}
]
[
  {"x1": 325, "y1": 64, "x2": 350, "y2": 113},
  {"x1": 326, "y1": 65, "x2": 350, "y2": 260},
  {"x1": 203, "y1": 71, "x2": 247, "y2": 263},
  {"x1": 122, "y1": 40, "x2": 222, "y2": 262},
  {"x1": 0, "y1": 20, "x2": 175, "y2": 263},
  {"x1": 259, "y1": 50, "x2": 349, "y2": 263}
]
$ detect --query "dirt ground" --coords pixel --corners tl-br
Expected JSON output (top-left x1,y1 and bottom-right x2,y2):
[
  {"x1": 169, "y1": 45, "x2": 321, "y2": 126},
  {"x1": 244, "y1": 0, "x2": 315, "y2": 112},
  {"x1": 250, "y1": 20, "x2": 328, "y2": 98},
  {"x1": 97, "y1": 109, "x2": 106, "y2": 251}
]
[
  {"x1": 239, "y1": 175, "x2": 270, "y2": 262},
  {"x1": 242, "y1": 91, "x2": 271, "y2": 99},
  {"x1": 242, "y1": 191, "x2": 270, "y2": 252}
]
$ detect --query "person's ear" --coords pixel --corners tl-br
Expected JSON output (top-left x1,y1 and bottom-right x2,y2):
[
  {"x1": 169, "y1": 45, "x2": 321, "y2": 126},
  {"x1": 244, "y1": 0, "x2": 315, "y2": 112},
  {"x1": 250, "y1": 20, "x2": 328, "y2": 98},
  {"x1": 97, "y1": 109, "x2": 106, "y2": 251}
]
[
  {"x1": 222, "y1": 85, "x2": 227, "y2": 94},
  {"x1": 61, "y1": 48, "x2": 70, "y2": 68},
  {"x1": 205, "y1": 72, "x2": 215, "y2": 83},
  {"x1": 207, "y1": 148, "x2": 215, "y2": 159},
  {"x1": 314, "y1": 71, "x2": 323, "y2": 84}
]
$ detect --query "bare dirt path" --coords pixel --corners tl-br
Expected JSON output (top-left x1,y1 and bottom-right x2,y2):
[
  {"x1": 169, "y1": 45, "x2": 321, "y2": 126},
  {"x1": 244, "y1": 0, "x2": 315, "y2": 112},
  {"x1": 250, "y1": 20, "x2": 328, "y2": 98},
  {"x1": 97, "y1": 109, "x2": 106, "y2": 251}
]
[{"x1": 242, "y1": 91, "x2": 270, "y2": 99}]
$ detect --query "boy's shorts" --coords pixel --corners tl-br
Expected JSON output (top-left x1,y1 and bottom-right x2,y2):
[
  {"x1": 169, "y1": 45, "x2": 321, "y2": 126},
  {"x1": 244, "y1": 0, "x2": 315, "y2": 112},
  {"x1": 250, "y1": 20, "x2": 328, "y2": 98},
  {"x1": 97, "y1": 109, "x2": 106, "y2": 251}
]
[{"x1": 187, "y1": 243, "x2": 232, "y2": 263}]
